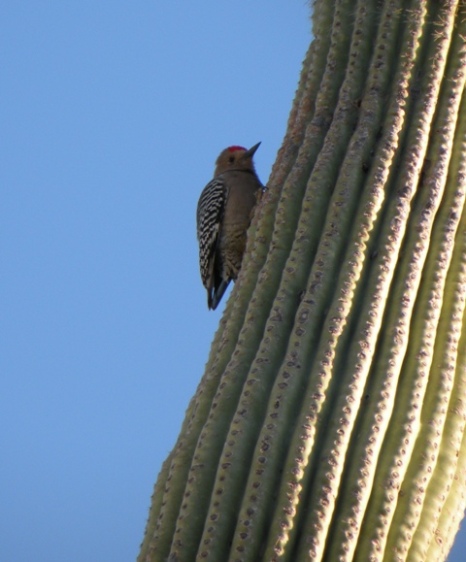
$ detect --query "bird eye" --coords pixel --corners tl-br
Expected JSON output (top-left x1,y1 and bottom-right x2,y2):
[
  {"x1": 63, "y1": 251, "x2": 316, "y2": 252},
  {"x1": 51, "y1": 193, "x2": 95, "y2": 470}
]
[{"x1": 229, "y1": 156, "x2": 235, "y2": 163}]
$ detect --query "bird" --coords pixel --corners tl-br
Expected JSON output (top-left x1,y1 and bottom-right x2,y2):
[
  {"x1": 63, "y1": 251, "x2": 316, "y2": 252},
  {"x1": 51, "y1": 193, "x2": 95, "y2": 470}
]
[{"x1": 197, "y1": 142, "x2": 264, "y2": 310}]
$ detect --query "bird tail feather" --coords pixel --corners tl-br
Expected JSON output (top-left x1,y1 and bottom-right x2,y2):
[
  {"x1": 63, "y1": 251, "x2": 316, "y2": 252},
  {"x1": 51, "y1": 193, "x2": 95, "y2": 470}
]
[{"x1": 209, "y1": 280, "x2": 230, "y2": 310}]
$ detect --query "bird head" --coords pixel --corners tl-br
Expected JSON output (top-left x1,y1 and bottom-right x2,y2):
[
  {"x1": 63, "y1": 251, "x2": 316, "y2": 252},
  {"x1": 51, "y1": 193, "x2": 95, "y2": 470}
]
[{"x1": 214, "y1": 142, "x2": 261, "y2": 176}]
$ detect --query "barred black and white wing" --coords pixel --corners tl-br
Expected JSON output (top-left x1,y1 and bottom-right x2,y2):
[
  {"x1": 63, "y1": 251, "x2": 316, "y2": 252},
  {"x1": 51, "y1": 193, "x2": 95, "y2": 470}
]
[{"x1": 196, "y1": 178, "x2": 228, "y2": 308}]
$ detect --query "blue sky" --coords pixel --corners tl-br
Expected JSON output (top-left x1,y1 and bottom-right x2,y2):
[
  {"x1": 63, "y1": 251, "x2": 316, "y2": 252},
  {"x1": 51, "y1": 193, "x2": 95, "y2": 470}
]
[{"x1": 1, "y1": 2, "x2": 464, "y2": 561}]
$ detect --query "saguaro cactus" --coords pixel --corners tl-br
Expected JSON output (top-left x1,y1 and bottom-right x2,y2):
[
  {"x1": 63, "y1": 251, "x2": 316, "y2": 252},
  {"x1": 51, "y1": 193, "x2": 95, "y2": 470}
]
[{"x1": 139, "y1": 1, "x2": 466, "y2": 560}]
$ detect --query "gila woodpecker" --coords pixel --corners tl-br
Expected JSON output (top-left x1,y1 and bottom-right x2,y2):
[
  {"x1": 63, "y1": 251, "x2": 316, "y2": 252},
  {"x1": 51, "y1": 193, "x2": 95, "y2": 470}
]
[{"x1": 197, "y1": 142, "x2": 264, "y2": 310}]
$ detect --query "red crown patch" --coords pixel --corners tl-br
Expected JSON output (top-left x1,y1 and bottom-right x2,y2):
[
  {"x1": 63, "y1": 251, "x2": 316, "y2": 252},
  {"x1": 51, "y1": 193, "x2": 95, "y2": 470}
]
[{"x1": 227, "y1": 145, "x2": 247, "y2": 152}]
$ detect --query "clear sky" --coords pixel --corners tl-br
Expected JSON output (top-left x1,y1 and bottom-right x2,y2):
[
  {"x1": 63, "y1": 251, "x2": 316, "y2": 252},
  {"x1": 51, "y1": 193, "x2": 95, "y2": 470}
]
[{"x1": 1, "y1": 2, "x2": 464, "y2": 562}]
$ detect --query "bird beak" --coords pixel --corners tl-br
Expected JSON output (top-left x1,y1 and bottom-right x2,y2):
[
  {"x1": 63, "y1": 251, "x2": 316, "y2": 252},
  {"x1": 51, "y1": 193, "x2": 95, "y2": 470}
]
[{"x1": 243, "y1": 142, "x2": 261, "y2": 158}]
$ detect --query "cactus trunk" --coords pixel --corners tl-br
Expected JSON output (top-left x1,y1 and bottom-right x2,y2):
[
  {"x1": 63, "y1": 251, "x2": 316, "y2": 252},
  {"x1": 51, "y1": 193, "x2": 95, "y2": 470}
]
[{"x1": 139, "y1": 1, "x2": 466, "y2": 560}]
